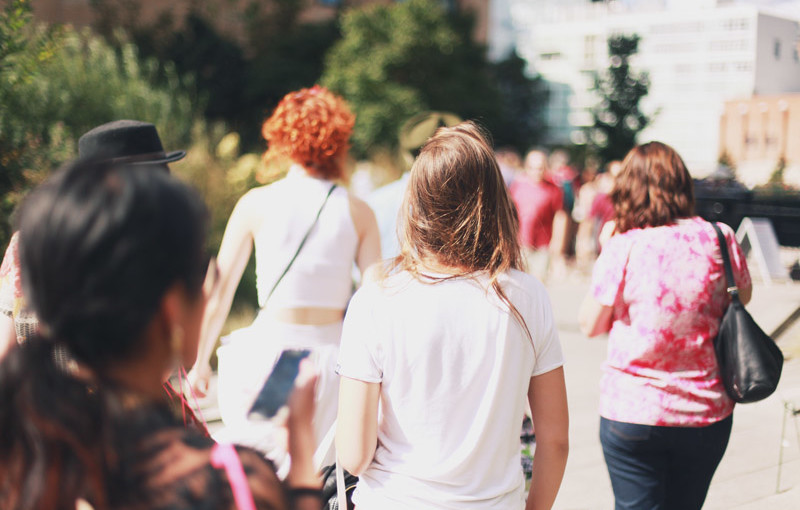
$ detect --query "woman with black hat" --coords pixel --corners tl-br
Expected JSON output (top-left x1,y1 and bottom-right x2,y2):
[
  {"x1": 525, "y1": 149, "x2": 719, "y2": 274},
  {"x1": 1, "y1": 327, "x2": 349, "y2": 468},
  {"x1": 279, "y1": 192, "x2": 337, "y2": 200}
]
[{"x1": 0, "y1": 120, "x2": 186, "y2": 354}]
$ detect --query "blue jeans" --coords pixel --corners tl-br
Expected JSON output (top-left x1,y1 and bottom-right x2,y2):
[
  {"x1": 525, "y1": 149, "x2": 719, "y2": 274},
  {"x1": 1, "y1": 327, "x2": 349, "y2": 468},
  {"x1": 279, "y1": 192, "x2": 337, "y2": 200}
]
[{"x1": 600, "y1": 415, "x2": 733, "y2": 510}]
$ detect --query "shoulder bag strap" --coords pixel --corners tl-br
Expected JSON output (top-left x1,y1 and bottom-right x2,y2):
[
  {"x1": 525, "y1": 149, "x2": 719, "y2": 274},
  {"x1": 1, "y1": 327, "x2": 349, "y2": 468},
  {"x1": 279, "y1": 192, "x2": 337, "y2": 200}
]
[
  {"x1": 711, "y1": 222, "x2": 741, "y2": 304},
  {"x1": 210, "y1": 443, "x2": 257, "y2": 510},
  {"x1": 315, "y1": 420, "x2": 348, "y2": 507},
  {"x1": 264, "y1": 183, "x2": 337, "y2": 306}
]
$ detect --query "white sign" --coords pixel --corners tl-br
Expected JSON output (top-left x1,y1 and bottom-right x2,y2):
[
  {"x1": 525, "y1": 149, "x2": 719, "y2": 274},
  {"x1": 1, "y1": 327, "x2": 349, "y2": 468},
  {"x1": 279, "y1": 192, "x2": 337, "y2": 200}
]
[{"x1": 735, "y1": 217, "x2": 790, "y2": 284}]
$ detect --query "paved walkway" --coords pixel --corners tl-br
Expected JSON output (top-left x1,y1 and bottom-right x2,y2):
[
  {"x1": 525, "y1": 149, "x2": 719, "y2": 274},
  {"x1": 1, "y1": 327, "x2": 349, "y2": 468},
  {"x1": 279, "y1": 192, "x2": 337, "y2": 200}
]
[{"x1": 194, "y1": 274, "x2": 800, "y2": 509}]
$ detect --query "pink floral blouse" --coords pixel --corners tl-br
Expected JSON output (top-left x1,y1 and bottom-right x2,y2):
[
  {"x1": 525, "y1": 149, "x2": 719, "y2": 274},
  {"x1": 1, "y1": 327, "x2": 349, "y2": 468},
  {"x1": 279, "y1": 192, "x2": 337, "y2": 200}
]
[
  {"x1": 591, "y1": 217, "x2": 751, "y2": 426},
  {"x1": 0, "y1": 232, "x2": 37, "y2": 342}
]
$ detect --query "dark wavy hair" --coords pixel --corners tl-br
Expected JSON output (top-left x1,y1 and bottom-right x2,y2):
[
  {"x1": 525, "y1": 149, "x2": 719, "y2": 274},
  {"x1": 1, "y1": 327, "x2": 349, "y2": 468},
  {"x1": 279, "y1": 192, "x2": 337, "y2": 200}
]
[
  {"x1": 611, "y1": 141, "x2": 695, "y2": 233},
  {"x1": 0, "y1": 159, "x2": 208, "y2": 510}
]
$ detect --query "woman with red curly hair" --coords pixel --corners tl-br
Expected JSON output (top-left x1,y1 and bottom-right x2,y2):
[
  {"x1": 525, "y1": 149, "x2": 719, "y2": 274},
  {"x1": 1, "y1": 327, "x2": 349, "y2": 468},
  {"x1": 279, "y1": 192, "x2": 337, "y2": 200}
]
[{"x1": 189, "y1": 86, "x2": 380, "y2": 472}]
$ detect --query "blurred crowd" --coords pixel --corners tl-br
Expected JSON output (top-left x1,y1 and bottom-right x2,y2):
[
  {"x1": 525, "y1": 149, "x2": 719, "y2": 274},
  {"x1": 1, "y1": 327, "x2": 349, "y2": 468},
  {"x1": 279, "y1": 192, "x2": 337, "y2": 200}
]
[{"x1": 0, "y1": 89, "x2": 753, "y2": 510}]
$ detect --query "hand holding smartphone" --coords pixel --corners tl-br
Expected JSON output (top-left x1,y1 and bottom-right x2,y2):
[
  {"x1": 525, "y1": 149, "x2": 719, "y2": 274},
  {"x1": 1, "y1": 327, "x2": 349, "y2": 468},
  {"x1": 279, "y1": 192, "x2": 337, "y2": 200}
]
[{"x1": 248, "y1": 349, "x2": 311, "y2": 421}]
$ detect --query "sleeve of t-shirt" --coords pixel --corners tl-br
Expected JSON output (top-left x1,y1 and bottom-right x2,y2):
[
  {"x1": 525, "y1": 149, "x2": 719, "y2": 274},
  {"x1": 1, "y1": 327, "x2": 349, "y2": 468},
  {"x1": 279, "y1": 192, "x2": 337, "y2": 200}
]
[
  {"x1": 529, "y1": 279, "x2": 565, "y2": 377},
  {"x1": 336, "y1": 284, "x2": 383, "y2": 383},
  {"x1": 590, "y1": 233, "x2": 630, "y2": 307}
]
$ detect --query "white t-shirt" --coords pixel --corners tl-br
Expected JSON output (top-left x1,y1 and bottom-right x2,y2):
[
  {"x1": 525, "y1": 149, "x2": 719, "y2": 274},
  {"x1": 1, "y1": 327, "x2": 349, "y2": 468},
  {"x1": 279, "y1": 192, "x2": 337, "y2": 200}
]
[{"x1": 337, "y1": 269, "x2": 564, "y2": 509}]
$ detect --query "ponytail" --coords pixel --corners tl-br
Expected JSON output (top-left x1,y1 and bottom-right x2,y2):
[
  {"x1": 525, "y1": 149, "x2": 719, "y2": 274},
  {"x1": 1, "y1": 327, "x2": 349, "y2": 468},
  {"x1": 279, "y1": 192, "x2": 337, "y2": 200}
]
[{"x1": 0, "y1": 336, "x2": 111, "y2": 510}]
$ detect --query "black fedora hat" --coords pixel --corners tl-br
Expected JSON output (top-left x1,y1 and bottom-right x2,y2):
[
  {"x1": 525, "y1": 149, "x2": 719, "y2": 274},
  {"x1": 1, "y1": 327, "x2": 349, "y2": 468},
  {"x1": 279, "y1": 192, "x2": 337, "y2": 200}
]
[{"x1": 78, "y1": 120, "x2": 186, "y2": 165}]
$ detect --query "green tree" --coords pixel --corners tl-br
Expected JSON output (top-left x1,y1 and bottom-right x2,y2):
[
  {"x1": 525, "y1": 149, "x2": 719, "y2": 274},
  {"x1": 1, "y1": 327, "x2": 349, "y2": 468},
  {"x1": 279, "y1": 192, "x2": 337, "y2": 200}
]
[
  {"x1": 0, "y1": 0, "x2": 195, "y2": 250},
  {"x1": 322, "y1": 0, "x2": 547, "y2": 159},
  {"x1": 487, "y1": 51, "x2": 549, "y2": 155},
  {"x1": 589, "y1": 34, "x2": 650, "y2": 164},
  {"x1": 0, "y1": 1, "x2": 63, "y2": 247},
  {"x1": 90, "y1": 0, "x2": 340, "y2": 153}
]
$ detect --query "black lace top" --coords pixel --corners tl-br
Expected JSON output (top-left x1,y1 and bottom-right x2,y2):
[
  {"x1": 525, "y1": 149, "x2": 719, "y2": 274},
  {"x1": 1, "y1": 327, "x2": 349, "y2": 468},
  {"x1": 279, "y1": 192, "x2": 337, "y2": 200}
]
[{"x1": 115, "y1": 415, "x2": 288, "y2": 510}]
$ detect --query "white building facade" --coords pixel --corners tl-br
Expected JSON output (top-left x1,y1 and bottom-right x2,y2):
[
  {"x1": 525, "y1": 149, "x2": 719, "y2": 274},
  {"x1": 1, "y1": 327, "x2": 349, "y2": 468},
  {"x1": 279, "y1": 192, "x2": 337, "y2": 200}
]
[{"x1": 501, "y1": 0, "x2": 800, "y2": 175}]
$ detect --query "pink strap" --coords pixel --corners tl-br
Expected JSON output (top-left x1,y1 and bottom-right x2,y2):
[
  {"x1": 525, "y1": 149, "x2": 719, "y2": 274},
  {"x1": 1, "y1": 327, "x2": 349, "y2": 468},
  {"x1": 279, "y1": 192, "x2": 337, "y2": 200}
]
[
  {"x1": 210, "y1": 443, "x2": 257, "y2": 510},
  {"x1": 180, "y1": 365, "x2": 209, "y2": 430}
]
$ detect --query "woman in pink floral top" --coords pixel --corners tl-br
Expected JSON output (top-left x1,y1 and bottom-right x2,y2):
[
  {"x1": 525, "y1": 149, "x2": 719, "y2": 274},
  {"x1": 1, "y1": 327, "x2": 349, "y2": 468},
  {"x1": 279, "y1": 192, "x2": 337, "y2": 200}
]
[
  {"x1": 0, "y1": 232, "x2": 38, "y2": 355},
  {"x1": 579, "y1": 142, "x2": 752, "y2": 510}
]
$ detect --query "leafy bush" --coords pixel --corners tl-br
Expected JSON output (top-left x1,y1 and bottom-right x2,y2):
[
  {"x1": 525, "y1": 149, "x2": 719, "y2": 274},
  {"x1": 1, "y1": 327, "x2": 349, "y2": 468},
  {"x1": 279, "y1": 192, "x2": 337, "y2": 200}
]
[{"x1": 0, "y1": 0, "x2": 195, "y2": 250}]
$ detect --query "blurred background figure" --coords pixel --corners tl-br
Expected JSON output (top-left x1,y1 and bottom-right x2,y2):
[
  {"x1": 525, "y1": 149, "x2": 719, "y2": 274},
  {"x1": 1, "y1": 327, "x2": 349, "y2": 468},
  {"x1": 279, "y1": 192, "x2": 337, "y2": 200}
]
[
  {"x1": 579, "y1": 142, "x2": 752, "y2": 510},
  {"x1": 189, "y1": 86, "x2": 380, "y2": 471},
  {"x1": 0, "y1": 159, "x2": 322, "y2": 510},
  {"x1": 368, "y1": 111, "x2": 461, "y2": 261},
  {"x1": 495, "y1": 146, "x2": 524, "y2": 189},
  {"x1": 574, "y1": 159, "x2": 620, "y2": 271},
  {"x1": 548, "y1": 149, "x2": 581, "y2": 276},
  {"x1": 596, "y1": 160, "x2": 624, "y2": 249},
  {"x1": 0, "y1": 233, "x2": 35, "y2": 356},
  {"x1": 509, "y1": 149, "x2": 565, "y2": 282}
]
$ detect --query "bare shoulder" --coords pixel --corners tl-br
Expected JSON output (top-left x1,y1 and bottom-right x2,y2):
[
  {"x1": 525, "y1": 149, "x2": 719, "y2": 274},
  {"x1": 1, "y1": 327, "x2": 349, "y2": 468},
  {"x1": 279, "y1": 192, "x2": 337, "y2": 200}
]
[
  {"x1": 348, "y1": 193, "x2": 375, "y2": 217},
  {"x1": 348, "y1": 193, "x2": 378, "y2": 229},
  {"x1": 224, "y1": 185, "x2": 275, "y2": 236}
]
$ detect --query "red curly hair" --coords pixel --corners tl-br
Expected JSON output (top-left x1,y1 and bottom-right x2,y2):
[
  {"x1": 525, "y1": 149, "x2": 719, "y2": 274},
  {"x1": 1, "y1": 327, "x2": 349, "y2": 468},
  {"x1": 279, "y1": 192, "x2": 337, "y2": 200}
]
[{"x1": 261, "y1": 85, "x2": 355, "y2": 180}]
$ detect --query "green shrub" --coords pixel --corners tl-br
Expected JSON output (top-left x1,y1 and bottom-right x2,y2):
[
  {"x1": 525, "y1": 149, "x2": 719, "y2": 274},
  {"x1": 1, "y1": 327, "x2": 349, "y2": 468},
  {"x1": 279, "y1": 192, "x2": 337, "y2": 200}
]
[{"x1": 0, "y1": 0, "x2": 195, "y2": 250}]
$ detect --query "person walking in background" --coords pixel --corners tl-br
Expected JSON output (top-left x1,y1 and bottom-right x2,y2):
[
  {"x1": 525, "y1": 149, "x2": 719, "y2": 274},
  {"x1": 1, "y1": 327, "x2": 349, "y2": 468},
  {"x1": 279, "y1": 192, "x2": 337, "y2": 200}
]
[
  {"x1": 188, "y1": 86, "x2": 380, "y2": 469},
  {"x1": 578, "y1": 142, "x2": 752, "y2": 510},
  {"x1": 574, "y1": 160, "x2": 620, "y2": 270},
  {"x1": 0, "y1": 159, "x2": 322, "y2": 510},
  {"x1": 509, "y1": 149, "x2": 565, "y2": 282},
  {"x1": 0, "y1": 120, "x2": 186, "y2": 356},
  {"x1": 0, "y1": 233, "x2": 35, "y2": 355},
  {"x1": 548, "y1": 149, "x2": 580, "y2": 275},
  {"x1": 495, "y1": 146, "x2": 524, "y2": 188},
  {"x1": 336, "y1": 122, "x2": 569, "y2": 509}
]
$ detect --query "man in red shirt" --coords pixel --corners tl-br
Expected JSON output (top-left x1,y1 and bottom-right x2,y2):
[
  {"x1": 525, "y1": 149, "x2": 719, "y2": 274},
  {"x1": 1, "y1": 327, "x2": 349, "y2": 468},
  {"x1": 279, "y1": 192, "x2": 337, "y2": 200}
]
[{"x1": 509, "y1": 149, "x2": 565, "y2": 281}]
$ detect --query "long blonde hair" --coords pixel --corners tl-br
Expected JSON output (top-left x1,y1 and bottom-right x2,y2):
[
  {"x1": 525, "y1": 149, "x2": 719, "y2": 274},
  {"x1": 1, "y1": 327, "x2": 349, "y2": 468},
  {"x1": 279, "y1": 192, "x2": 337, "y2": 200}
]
[{"x1": 386, "y1": 121, "x2": 531, "y2": 340}]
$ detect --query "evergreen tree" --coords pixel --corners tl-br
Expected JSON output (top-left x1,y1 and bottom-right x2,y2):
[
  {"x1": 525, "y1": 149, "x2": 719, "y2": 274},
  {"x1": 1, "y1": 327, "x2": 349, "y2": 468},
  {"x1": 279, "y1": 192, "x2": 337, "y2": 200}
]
[{"x1": 590, "y1": 34, "x2": 650, "y2": 164}]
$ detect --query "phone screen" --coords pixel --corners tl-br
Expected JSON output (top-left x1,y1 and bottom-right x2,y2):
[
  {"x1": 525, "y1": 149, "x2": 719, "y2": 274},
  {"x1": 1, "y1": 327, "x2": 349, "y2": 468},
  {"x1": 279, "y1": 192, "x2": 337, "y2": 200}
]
[{"x1": 248, "y1": 349, "x2": 311, "y2": 420}]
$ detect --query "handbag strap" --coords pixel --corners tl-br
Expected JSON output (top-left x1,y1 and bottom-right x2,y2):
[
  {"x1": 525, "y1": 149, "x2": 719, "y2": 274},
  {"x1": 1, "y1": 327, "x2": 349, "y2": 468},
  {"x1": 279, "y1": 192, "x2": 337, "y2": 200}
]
[
  {"x1": 264, "y1": 183, "x2": 337, "y2": 306},
  {"x1": 336, "y1": 458, "x2": 347, "y2": 509},
  {"x1": 316, "y1": 420, "x2": 348, "y2": 507},
  {"x1": 210, "y1": 443, "x2": 257, "y2": 510},
  {"x1": 710, "y1": 222, "x2": 741, "y2": 303}
]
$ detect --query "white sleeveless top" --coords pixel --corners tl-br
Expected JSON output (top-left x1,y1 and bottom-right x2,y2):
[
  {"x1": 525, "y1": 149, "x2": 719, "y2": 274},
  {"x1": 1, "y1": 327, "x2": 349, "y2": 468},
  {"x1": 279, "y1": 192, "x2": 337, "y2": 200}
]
[{"x1": 253, "y1": 165, "x2": 358, "y2": 310}]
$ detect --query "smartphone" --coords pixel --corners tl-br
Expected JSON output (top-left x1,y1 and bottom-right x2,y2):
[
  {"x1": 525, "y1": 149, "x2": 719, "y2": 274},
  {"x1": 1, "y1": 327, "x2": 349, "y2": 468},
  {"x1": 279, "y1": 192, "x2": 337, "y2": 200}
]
[{"x1": 248, "y1": 349, "x2": 311, "y2": 420}]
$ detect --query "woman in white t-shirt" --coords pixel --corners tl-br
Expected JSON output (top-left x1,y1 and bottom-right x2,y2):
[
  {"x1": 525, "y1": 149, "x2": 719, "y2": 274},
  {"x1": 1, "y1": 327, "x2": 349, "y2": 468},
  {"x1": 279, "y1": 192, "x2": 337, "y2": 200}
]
[{"x1": 336, "y1": 121, "x2": 569, "y2": 509}]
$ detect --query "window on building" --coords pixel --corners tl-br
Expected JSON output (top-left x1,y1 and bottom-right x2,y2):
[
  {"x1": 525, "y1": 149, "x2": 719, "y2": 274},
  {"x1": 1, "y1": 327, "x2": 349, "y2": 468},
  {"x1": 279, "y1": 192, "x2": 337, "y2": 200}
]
[
  {"x1": 721, "y1": 18, "x2": 749, "y2": 31},
  {"x1": 774, "y1": 39, "x2": 781, "y2": 59},
  {"x1": 539, "y1": 52, "x2": 562, "y2": 61},
  {"x1": 584, "y1": 35, "x2": 597, "y2": 66}
]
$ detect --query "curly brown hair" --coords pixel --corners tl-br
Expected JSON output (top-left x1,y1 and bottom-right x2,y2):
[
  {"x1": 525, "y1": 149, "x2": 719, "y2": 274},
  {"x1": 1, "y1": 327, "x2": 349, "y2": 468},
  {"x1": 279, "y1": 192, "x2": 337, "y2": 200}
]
[
  {"x1": 611, "y1": 141, "x2": 695, "y2": 233},
  {"x1": 261, "y1": 85, "x2": 355, "y2": 180}
]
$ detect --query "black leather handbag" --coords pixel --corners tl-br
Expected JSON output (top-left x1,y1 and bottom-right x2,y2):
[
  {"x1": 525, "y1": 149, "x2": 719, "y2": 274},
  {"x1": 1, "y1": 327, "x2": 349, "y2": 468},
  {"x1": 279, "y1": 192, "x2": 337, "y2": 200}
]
[{"x1": 711, "y1": 223, "x2": 784, "y2": 403}]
